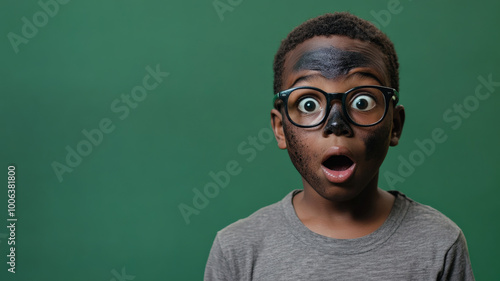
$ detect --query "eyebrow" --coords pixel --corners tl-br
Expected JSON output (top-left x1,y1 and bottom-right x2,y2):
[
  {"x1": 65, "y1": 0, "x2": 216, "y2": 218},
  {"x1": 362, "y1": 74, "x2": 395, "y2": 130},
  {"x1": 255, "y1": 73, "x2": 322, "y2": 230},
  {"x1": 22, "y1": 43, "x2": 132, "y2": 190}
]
[
  {"x1": 348, "y1": 71, "x2": 383, "y2": 85},
  {"x1": 290, "y1": 74, "x2": 320, "y2": 87}
]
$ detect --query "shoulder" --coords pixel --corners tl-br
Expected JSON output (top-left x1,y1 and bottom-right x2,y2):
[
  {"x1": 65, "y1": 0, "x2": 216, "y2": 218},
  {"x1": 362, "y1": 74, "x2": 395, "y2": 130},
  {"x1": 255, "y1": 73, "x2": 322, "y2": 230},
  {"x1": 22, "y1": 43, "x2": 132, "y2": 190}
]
[
  {"x1": 217, "y1": 195, "x2": 286, "y2": 241},
  {"x1": 392, "y1": 193, "x2": 474, "y2": 279},
  {"x1": 213, "y1": 191, "x2": 295, "y2": 256},
  {"x1": 392, "y1": 191, "x2": 463, "y2": 247},
  {"x1": 205, "y1": 191, "x2": 298, "y2": 280}
]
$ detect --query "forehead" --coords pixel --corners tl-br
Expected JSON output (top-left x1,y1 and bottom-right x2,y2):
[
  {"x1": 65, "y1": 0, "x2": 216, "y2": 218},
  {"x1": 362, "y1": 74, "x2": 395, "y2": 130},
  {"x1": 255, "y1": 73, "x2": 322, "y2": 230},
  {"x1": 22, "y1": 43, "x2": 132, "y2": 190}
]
[{"x1": 282, "y1": 35, "x2": 389, "y2": 89}]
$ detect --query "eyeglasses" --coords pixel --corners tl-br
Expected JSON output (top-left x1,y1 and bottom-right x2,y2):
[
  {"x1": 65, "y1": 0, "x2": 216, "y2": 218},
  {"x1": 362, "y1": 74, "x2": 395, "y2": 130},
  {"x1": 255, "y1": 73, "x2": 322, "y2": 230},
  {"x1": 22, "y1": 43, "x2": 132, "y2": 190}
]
[{"x1": 273, "y1": 85, "x2": 399, "y2": 128}]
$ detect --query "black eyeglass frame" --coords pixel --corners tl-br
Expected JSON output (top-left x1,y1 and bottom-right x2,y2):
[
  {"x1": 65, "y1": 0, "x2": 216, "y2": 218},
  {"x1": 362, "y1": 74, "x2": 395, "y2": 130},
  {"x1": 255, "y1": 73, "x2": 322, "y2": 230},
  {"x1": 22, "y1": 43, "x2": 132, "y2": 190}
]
[{"x1": 273, "y1": 85, "x2": 400, "y2": 128}]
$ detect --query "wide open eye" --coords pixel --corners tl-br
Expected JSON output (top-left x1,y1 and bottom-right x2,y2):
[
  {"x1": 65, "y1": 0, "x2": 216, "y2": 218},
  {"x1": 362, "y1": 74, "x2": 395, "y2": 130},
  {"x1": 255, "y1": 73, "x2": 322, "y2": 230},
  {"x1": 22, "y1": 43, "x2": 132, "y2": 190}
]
[
  {"x1": 297, "y1": 97, "x2": 321, "y2": 114},
  {"x1": 351, "y1": 95, "x2": 376, "y2": 111}
]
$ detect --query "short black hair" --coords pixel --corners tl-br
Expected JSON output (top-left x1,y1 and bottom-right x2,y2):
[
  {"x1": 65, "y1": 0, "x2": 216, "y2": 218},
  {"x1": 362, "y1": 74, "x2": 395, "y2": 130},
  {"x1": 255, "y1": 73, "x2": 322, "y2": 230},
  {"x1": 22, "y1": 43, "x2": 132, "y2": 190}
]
[{"x1": 273, "y1": 12, "x2": 399, "y2": 94}]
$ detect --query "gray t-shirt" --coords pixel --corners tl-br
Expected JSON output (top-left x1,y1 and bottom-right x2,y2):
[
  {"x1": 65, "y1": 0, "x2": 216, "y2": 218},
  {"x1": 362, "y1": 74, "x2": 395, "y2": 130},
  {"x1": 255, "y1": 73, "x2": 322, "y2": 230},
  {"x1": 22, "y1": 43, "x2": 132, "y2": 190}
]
[{"x1": 205, "y1": 190, "x2": 474, "y2": 280}]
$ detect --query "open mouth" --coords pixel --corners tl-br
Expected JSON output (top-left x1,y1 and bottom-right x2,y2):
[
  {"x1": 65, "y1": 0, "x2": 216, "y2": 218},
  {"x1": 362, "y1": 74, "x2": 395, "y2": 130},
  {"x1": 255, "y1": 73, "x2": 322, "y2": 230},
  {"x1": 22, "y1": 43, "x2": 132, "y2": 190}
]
[
  {"x1": 321, "y1": 153, "x2": 356, "y2": 183},
  {"x1": 322, "y1": 155, "x2": 354, "y2": 171}
]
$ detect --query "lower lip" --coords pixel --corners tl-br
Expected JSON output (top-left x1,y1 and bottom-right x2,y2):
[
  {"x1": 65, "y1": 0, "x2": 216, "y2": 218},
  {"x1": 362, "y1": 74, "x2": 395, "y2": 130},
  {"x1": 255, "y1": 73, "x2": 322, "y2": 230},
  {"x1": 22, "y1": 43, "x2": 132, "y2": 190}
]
[{"x1": 321, "y1": 164, "x2": 356, "y2": 184}]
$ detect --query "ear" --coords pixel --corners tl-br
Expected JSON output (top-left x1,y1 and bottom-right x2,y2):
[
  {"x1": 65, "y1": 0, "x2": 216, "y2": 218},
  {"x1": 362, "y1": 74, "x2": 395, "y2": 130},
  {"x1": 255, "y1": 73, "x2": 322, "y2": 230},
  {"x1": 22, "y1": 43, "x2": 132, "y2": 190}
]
[
  {"x1": 271, "y1": 108, "x2": 287, "y2": 149},
  {"x1": 390, "y1": 105, "x2": 405, "y2": 146}
]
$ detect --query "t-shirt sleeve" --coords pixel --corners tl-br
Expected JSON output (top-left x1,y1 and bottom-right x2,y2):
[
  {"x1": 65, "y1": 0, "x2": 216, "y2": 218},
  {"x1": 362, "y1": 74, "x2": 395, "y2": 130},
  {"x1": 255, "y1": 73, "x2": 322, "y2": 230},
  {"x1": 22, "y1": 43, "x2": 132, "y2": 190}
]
[
  {"x1": 439, "y1": 231, "x2": 475, "y2": 281},
  {"x1": 204, "y1": 234, "x2": 233, "y2": 281}
]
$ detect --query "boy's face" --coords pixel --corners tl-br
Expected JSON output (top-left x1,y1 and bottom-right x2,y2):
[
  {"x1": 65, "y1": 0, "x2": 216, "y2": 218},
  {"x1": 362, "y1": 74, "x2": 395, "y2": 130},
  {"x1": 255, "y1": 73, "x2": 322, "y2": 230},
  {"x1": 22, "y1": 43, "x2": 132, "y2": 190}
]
[{"x1": 271, "y1": 35, "x2": 405, "y2": 202}]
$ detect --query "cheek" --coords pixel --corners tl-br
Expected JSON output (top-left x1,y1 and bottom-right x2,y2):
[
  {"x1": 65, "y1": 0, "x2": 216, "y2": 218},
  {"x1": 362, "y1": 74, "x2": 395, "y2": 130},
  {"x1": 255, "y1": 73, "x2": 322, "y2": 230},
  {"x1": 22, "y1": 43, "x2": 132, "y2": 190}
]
[
  {"x1": 285, "y1": 125, "x2": 309, "y2": 168},
  {"x1": 284, "y1": 125, "x2": 322, "y2": 187},
  {"x1": 363, "y1": 121, "x2": 392, "y2": 161}
]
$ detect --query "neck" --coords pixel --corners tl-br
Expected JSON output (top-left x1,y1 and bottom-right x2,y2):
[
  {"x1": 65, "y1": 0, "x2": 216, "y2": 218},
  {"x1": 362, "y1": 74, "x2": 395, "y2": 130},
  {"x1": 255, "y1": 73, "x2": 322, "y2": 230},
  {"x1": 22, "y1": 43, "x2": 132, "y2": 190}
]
[{"x1": 293, "y1": 175, "x2": 395, "y2": 238}]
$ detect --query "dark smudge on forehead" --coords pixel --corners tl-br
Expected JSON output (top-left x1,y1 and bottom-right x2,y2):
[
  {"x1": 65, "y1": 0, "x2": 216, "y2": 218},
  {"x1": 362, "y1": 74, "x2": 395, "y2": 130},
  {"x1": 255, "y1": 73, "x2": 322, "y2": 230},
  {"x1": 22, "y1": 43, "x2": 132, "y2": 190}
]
[{"x1": 293, "y1": 46, "x2": 369, "y2": 80}]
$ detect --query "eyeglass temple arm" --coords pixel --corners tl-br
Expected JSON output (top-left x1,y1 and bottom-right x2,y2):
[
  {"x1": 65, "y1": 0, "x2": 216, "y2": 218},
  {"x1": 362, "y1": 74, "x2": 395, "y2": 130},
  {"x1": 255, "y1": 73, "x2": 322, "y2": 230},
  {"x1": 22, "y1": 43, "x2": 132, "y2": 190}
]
[
  {"x1": 392, "y1": 89, "x2": 400, "y2": 105},
  {"x1": 272, "y1": 92, "x2": 281, "y2": 107}
]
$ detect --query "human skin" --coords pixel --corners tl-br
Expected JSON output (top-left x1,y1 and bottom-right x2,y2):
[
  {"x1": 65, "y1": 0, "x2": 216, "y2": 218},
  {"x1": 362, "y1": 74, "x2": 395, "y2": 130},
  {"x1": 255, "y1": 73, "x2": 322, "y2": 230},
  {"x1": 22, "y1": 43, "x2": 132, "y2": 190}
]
[{"x1": 271, "y1": 35, "x2": 405, "y2": 239}]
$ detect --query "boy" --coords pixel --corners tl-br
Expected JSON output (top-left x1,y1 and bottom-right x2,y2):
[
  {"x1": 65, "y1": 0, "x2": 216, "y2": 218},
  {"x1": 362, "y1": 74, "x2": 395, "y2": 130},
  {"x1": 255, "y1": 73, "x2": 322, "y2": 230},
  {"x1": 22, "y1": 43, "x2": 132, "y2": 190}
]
[{"x1": 205, "y1": 12, "x2": 474, "y2": 280}]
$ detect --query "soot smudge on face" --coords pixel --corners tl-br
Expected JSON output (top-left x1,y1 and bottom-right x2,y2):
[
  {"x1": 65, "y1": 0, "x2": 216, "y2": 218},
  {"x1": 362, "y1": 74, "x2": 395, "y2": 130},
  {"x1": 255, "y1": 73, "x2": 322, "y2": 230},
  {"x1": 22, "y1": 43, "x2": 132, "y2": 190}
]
[
  {"x1": 323, "y1": 108, "x2": 352, "y2": 135},
  {"x1": 363, "y1": 121, "x2": 392, "y2": 161},
  {"x1": 294, "y1": 46, "x2": 369, "y2": 80},
  {"x1": 283, "y1": 122, "x2": 323, "y2": 191}
]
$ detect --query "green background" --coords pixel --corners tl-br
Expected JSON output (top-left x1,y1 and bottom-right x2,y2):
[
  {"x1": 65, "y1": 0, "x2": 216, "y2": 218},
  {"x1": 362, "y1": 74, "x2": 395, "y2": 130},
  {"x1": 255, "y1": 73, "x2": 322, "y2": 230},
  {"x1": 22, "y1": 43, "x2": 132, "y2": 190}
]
[{"x1": 1, "y1": 0, "x2": 499, "y2": 280}]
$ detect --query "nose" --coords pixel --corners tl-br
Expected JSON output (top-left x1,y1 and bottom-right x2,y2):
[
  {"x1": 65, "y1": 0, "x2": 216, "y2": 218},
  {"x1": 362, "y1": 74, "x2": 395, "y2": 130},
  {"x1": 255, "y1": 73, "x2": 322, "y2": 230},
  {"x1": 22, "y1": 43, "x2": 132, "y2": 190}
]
[{"x1": 323, "y1": 103, "x2": 353, "y2": 137}]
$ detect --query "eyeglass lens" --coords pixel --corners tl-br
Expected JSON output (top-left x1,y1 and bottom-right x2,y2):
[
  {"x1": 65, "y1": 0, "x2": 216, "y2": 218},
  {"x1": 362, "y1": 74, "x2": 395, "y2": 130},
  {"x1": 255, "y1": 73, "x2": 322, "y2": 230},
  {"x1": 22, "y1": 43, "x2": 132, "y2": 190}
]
[{"x1": 286, "y1": 87, "x2": 387, "y2": 126}]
